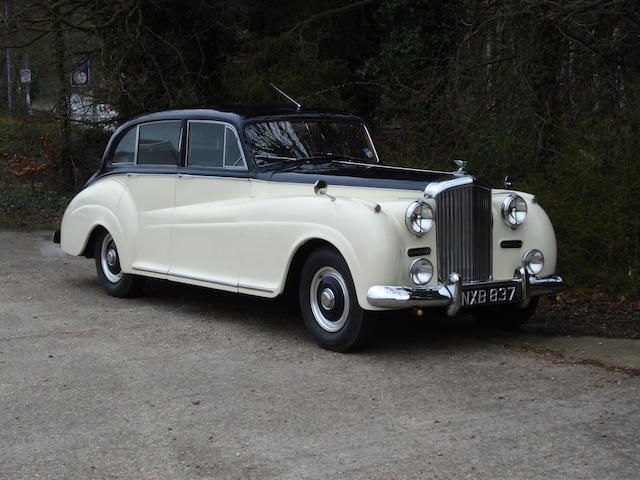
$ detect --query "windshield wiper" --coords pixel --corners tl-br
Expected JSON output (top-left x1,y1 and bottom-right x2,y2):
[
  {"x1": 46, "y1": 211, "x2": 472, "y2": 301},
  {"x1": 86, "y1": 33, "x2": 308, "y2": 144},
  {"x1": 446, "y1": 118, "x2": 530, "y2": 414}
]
[
  {"x1": 254, "y1": 154, "x2": 297, "y2": 164},
  {"x1": 301, "y1": 155, "x2": 336, "y2": 165},
  {"x1": 255, "y1": 154, "x2": 360, "y2": 173},
  {"x1": 310, "y1": 153, "x2": 372, "y2": 163}
]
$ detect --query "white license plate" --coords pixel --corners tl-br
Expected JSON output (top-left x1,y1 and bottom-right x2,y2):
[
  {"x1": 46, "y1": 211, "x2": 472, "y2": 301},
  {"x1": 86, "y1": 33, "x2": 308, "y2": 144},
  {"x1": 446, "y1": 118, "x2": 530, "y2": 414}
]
[{"x1": 461, "y1": 285, "x2": 519, "y2": 307}]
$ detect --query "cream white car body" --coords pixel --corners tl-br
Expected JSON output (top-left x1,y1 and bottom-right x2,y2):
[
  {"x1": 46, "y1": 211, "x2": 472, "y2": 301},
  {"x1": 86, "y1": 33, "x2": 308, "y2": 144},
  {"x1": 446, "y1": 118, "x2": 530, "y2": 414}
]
[
  {"x1": 59, "y1": 107, "x2": 564, "y2": 350},
  {"x1": 61, "y1": 177, "x2": 557, "y2": 309}
]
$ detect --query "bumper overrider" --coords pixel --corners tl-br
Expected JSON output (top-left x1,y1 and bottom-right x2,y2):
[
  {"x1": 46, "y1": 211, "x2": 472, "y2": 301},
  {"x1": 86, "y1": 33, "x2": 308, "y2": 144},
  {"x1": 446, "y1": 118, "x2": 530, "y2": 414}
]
[{"x1": 366, "y1": 267, "x2": 565, "y2": 316}]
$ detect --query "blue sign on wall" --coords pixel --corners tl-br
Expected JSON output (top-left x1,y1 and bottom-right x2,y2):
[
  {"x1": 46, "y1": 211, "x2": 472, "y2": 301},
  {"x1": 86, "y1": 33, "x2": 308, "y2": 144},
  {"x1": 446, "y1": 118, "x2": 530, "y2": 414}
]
[{"x1": 70, "y1": 60, "x2": 90, "y2": 87}]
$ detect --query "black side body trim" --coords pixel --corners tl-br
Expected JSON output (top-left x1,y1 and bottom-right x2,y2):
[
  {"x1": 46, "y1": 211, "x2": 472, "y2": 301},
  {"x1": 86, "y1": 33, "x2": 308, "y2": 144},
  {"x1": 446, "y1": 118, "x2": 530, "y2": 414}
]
[
  {"x1": 500, "y1": 240, "x2": 523, "y2": 249},
  {"x1": 407, "y1": 247, "x2": 431, "y2": 257}
]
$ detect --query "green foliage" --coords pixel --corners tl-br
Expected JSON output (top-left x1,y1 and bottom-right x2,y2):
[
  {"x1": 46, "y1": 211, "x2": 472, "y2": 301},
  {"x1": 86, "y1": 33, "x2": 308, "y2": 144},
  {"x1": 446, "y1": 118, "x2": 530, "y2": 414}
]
[
  {"x1": 68, "y1": 126, "x2": 111, "y2": 186},
  {"x1": 0, "y1": 116, "x2": 53, "y2": 160},
  {"x1": 218, "y1": 36, "x2": 354, "y2": 109},
  {"x1": 522, "y1": 121, "x2": 640, "y2": 297},
  {"x1": 0, "y1": 186, "x2": 71, "y2": 228}
]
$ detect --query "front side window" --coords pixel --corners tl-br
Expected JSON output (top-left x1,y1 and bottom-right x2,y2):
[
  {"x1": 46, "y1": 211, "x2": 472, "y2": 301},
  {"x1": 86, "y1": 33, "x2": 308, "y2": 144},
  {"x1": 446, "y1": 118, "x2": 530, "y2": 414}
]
[
  {"x1": 111, "y1": 128, "x2": 136, "y2": 163},
  {"x1": 187, "y1": 121, "x2": 246, "y2": 169},
  {"x1": 137, "y1": 121, "x2": 182, "y2": 165},
  {"x1": 245, "y1": 119, "x2": 378, "y2": 166}
]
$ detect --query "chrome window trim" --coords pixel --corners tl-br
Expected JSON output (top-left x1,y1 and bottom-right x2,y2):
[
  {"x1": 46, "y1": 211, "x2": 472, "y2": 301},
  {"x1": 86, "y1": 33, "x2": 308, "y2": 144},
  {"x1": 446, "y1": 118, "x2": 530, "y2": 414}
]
[
  {"x1": 133, "y1": 125, "x2": 140, "y2": 164},
  {"x1": 176, "y1": 173, "x2": 248, "y2": 180},
  {"x1": 186, "y1": 120, "x2": 248, "y2": 170},
  {"x1": 246, "y1": 120, "x2": 380, "y2": 165},
  {"x1": 361, "y1": 124, "x2": 381, "y2": 163}
]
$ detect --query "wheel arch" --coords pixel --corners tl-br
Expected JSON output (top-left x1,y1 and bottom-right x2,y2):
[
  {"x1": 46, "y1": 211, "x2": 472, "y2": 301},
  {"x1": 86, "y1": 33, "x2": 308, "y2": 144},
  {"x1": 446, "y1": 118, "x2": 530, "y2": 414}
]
[
  {"x1": 282, "y1": 238, "x2": 340, "y2": 298},
  {"x1": 81, "y1": 225, "x2": 109, "y2": 258}
]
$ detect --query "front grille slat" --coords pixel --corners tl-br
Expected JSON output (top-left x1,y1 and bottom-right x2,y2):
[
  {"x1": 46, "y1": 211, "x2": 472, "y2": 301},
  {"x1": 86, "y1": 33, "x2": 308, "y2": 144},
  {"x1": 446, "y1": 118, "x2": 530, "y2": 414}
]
[{"x1": 436, "y1": 184, "x2": 492, "y2": 284}]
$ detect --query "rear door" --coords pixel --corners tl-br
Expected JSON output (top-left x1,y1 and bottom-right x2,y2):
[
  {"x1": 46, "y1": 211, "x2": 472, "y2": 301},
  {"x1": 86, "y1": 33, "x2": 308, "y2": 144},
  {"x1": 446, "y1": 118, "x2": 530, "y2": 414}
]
[{"x1": 120, "y1": 120, "x2": 182, "y2": 274}]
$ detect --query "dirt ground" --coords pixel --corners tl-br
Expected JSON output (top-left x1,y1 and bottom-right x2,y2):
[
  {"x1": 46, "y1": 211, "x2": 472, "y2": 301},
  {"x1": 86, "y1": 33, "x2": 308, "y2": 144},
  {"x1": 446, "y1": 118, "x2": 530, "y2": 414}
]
[
  {"x1": 526, "y1": 294, "x2": 640, "y2": 340},
  {"x1": 1, "y1": 230, "x2": 639, "y2": 479}
]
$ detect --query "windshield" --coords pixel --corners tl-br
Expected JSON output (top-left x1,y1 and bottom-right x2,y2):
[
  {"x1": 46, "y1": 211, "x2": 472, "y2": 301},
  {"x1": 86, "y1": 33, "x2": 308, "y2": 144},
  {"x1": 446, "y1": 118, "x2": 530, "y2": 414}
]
[{"x1": 244, "y1": 119, "x2": 378, "y2": 165}]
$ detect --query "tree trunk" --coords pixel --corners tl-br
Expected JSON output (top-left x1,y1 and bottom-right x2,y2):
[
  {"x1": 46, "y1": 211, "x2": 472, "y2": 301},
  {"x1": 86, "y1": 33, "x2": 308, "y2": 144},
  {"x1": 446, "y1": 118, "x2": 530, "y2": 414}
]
[{"x1": 52, "y1": 3, "x2": 73, "y2": 190}]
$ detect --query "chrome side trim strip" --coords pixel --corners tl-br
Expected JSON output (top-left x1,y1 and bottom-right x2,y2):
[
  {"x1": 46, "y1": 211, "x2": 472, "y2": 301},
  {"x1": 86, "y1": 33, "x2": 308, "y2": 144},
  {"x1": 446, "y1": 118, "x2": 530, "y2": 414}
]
[
  {"x1": 132, "y1": 265, "x2": 169, "y2": 275},
  {"x1": 168, "y1": 271, "x2": 236, "y2": 288},
  {"x1": 164, "y1": 272, "x2": 275, "y2": 293},
  {"x1": 238, "y1": 283, "x2": 275, "y2": 293}
]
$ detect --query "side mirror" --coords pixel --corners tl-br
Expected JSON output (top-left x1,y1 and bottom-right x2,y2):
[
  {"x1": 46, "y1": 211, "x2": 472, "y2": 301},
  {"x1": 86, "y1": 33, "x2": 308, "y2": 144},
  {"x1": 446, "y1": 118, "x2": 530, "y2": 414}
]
[{"x1": 313, "y1": 180, "x2": 335, "y2": 201}]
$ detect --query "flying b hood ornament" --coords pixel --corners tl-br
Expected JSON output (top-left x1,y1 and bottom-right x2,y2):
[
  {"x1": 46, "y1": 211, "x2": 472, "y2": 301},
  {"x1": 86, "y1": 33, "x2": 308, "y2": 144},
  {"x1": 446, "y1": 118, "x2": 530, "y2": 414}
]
[{"x1": 453, "y1": 159, "x2": 467, "y2": 176}]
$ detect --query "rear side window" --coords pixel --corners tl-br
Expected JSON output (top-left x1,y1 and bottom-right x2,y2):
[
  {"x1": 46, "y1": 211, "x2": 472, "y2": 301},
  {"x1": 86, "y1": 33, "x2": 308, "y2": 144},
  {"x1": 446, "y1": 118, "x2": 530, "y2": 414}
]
[
  {"x1": 187, "y1": 121, "x2": 246, "y2": 169},
  {"x1": 111, "y1": 128, "x2": 136, "y2": 163},
  {"x1": 138, "y1": 121, "x2": 182, "y2": 165}
]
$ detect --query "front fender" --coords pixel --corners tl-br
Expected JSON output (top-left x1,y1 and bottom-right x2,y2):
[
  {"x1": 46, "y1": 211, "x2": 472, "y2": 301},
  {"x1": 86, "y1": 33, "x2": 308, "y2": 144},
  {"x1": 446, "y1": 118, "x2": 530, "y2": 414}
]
[
  {"x1": 236, "y1": 195, "x2": 410, "y2": 309},
  {"x1": 491, "y1": 191, "x2": 558, "y2": 279}
]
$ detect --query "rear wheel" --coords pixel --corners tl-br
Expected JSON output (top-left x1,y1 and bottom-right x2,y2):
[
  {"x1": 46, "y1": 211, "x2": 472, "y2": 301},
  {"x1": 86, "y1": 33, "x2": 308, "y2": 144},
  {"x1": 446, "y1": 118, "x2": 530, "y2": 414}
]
[
  {"x1": 94, "y1": 230, "x2": 145, "y2": 298},
  {"x1": 299, "y1": 248, "x2": 370, "y2": 352},
  {"x1": 471, "y1": 296, "x2": 539, "y2": 329}
]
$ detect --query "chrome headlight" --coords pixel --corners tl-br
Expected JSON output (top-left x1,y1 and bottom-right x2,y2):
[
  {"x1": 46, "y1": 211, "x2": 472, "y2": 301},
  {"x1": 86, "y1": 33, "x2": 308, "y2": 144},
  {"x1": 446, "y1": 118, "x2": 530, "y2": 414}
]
[
  {"x1": 410, "y1": 258, "x2": 433, "y2": 285},
  {"x1": 523, "y1": 249, "x2": 544, "y2": 275},
  {"x1": 405, "y1": 201, "x2": 434, "y2": 237},
  {"x1": 501, "y1": 194, "x2": 527, "y2": 228}
]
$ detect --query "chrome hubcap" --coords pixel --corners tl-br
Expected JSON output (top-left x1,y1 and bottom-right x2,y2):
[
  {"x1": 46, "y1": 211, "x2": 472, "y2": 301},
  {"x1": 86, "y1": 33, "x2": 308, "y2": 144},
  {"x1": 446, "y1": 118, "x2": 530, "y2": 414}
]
[
  {"x1": 106, "y1": 249, "x2": 117, "y2": 267},
  {"x1": 100, "y1": 233, "x2": 123, "y2": 284},
  {"x1": 320, "y1": 288, "x2": 336, "y2": 310},
  {"x1": 309, "y1": 267, "x2": 349, "y2": 333}
]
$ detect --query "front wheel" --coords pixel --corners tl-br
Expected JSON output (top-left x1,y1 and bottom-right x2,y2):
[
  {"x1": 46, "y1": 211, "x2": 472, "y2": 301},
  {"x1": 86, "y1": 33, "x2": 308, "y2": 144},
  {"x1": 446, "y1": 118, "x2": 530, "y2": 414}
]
[
  {"x1": 471, "y1": 296, "x2": 539, "y2": 329},
  {"x1": 299, "y1": 248, "x2": 370, "y2": 352},
  {"x1": 94, "y1": 230, "x2": 145, "y2": 298}
]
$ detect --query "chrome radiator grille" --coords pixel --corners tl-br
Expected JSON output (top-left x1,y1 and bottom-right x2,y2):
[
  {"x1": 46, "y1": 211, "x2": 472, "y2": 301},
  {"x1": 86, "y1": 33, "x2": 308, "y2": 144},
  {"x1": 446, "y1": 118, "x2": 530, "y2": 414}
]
[{"x1": 436, "y1": 184, "x2": 492, "y2": 283}]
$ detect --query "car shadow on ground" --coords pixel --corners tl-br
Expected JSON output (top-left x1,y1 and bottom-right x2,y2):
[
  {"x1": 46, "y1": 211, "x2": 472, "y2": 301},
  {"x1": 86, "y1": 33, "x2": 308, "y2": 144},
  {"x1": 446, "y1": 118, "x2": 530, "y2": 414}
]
[{"x1": 128, "y1": 278, "x2": 517, "y2": 353}]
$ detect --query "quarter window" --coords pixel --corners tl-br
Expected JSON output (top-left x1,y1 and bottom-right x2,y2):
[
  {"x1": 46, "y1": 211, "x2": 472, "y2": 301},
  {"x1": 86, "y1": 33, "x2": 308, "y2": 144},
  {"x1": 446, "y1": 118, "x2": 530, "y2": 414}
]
[
  {"x1": 187, "y1": 121, "x2": 246, "y2": 169},
  {"x1": 137, "y1": 121, "x2": 182, "y2": 165},
  {"x1": 111, "y1": 128, "x2": 136, "y2": 164},
  {"x1": 224, "y1": 127, "x2": 244, "y2": 167}
]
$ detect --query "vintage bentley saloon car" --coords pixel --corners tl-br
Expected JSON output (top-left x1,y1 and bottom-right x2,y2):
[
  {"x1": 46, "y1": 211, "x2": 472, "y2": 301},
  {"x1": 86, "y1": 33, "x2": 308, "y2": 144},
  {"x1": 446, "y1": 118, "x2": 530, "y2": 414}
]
[{"x1": 58, "y1": 106, "x2": 565, "y2": 351}]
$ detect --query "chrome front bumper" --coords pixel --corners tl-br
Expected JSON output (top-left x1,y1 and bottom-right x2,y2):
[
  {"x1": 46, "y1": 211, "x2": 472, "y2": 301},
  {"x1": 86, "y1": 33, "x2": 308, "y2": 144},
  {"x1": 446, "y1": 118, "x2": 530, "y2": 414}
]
[{"x1": 366, "y1": 268, "x2": 565, "y2": 316}]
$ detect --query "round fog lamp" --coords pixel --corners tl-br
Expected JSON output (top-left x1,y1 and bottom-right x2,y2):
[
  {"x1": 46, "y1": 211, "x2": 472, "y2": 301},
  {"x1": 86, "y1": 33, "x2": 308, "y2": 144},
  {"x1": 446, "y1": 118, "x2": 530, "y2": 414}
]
[
  {"x1": 410, "y1": 258, "x2": 433, "y2": 285},
  {"x1": 523, "y1": 249, "x2": 544, "y2": 275}
]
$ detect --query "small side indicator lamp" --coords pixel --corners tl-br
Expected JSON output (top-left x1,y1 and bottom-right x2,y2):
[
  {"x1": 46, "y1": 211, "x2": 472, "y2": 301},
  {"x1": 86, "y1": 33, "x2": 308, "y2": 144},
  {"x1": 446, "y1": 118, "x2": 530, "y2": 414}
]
[{"x1": 414, "y1": 308, "x2": 424, "y2": 317}]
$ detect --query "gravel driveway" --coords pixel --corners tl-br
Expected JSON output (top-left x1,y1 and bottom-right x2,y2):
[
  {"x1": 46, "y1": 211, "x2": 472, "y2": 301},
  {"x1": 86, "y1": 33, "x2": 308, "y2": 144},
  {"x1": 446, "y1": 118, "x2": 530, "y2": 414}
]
[{"x1": 1, "y1": 230, "x2": 639, "y2": 479}]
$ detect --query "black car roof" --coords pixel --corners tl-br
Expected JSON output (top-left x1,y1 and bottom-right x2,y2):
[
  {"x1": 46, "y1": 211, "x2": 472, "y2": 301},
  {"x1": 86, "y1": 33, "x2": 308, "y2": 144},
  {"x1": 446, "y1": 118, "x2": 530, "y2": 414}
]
[
  {"x1": 98, "y1": 106, "x2": 369, "y2": 179},
  {"x1": 124, "y1": 105, "x2": 363, "y2": 129}
]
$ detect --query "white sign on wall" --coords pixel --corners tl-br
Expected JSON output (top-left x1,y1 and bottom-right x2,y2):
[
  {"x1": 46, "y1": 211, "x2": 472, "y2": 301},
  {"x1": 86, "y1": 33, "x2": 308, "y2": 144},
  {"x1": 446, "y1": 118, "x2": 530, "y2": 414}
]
[{"x1": 20, "y1": 69, "x2": 31, "y2": 83}]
